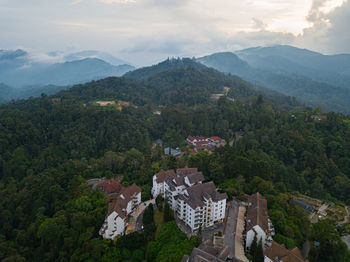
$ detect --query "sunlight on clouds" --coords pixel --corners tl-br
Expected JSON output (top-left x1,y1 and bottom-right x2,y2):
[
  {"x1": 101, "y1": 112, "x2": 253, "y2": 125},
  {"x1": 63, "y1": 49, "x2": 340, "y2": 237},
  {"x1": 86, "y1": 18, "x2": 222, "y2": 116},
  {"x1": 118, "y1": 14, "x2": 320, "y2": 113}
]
[{"x1": 319, "y1": 0, "x2": 346, "y2": 13}]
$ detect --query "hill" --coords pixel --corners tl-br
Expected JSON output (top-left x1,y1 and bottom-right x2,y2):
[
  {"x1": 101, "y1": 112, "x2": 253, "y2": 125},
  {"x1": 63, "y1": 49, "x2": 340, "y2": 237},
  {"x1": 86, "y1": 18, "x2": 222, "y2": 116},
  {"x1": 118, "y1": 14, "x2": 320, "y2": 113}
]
[
  {"x1": 123, "y1": 57, "x2": 206, "y2": 80},
  {"x1": 59, "y1": 61, "x2": 258, "y2": 107}
]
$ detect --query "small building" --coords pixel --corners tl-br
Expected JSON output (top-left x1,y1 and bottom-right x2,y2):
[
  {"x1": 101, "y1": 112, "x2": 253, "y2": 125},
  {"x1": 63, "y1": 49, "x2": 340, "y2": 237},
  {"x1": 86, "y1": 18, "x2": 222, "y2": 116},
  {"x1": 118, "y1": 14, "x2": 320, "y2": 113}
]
[
  {"x1": 186, "y1": 136, "x2": 208, "y2": 146},
  {"x1": 293, "y1": 199, "x2": 315, "y2": 214},
  {"x1": 152, "y1": 139, "x2": 163, "y2": 149},
  {"x1": 96, "y1": 101, "x2": 116, "y2": 106},
  {"x1": 182, "y1": 239, "x2": 229, "y2": 262},
  {"x1": 51, "y1": 97, "x2": 61, "y2": 103},
  {"x1": 311, "y1": 115, "x2": 327, "y2": 121},
  {"x1": 164, "y1": 147, "x2": 181, "y2": 157},
  {"x1": 264, "y1": 241, "x2": 309, "y2": 262}
]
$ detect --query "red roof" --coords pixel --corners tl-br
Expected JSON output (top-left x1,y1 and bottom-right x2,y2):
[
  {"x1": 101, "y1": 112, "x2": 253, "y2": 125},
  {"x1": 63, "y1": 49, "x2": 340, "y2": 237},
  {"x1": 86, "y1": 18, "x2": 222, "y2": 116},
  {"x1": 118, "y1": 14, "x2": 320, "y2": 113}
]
[
  {"x1": 97, "y1": 180, "x2": 123, "y2": 194},
  {"x1": 211, "y1": 136, "x2": 222, "y2": 141}
]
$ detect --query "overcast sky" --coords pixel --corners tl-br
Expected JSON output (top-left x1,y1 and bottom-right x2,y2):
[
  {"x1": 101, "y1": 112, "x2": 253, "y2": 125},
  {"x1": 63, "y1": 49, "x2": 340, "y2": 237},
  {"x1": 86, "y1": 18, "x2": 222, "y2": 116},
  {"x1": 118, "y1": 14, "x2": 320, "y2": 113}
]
[{"x1": 0, "y1": 0, "x2": 349, "y2": 65}]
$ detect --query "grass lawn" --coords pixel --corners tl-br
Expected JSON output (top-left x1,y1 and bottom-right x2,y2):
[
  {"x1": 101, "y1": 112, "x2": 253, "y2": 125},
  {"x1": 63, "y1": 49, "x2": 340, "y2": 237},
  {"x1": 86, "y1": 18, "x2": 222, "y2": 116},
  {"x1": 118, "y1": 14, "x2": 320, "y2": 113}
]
[{"x1": 154, "y1": 209, "x2": 164, "y2": 236}]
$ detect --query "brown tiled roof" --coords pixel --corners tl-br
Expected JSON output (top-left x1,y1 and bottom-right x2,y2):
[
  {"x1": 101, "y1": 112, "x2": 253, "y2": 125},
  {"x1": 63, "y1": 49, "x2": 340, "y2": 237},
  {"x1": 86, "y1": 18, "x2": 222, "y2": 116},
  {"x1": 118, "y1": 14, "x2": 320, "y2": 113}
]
[
  {"x1": 185, "y1": 182, "x2": 227, "y2": 209},
  {"x1": 265, "y1": 241, "x2": 309, "y2": 262},
  {"x1": 155, "y1": 169, "x2": 176, "y2": 183},
  {"x1": 177, "y1": 167, "x2": 198, "y2": 175},
  {"x1": 97, "y1": 180, "x2": 123, "y2": 194},
  {"x1": 246, "y1": 192, "x2": 269, "y2": 232},
  {"x1": 187, "y1": 172, "x2": 204, "y2": 184},
  {"x1": 107, "y1": 183, "x2": 141, "y2": 217}
]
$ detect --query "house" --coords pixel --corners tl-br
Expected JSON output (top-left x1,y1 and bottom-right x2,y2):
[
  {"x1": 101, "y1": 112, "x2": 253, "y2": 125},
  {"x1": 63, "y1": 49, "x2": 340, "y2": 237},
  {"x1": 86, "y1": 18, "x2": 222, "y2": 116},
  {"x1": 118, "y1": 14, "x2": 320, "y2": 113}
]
[
  {"x1": 194, "y1": 141, "x2": 211, "y2": 152},
  {"x1": 245, "y1": 193, "x2": 274, "y2": 250},
  {"x1": 264, "y1": 241, "x2": 309, "y2": 262},
  {"x1": 186, "y1": 136, "x2": 208, "y2": 146},
  {"x1": 51, "y1": 97, "x2": 61, "y2": 103},
  {"x1": 152, "y1": 167, "x2": 227, "y2": 232},
  {"x1": 96, "y1": 101, "x2": 116, "y2": 106},
  {"x1": 209, "y1": 136, "x2": 227, "y2": 148},
  {"x1": 97, "y1": 181, "x2": 141, "y2": 240},
  {"x1": 181, "y1": 239, "x2": 229, "y2": 262},
  {"x1": 152, "y1": 139, "x2": 163, "y2": 149},
  {"x1": 311, "y1": 115, "x2": 327, "y2": 121},
  {"x1": 164, "y1": 147, "x2": 181, "y2": 157},
  {"x1": 293, "y1": 199, "x2": 315, "y2": 214}
]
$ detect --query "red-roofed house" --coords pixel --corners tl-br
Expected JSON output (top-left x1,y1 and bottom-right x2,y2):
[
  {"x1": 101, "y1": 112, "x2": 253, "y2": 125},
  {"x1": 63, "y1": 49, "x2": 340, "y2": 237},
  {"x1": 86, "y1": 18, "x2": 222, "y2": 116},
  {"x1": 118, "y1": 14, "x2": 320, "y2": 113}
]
[{"x1": 186, "y1": 136, "x2": 208, "y2": 146}]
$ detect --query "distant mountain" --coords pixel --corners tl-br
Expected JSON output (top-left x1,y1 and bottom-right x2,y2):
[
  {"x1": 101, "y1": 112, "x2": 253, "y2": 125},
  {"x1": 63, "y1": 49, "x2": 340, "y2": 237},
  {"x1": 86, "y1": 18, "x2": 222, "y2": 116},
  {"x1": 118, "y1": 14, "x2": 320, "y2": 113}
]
[
  {"x1": 0, "y1": 49, "x2": 135, "y2": 88},
  {"x1": 198, "y1": 47, "x2": 350, "y2": 113},
  {"x1": 123, "y1": 57, "x2": 206, "y2": 80},
  {"x1": 64, "y1": 50, "x2": 129, "y2": 66},
  {"x1": 197, "y1": 52, "x2": 250, "y2": 75},
  {"x1": 236, "y1": 45, "x2": 350, "y2": 88},
  {"x1": 0, "y1": 82, "x2": 69, "y2": 103}
]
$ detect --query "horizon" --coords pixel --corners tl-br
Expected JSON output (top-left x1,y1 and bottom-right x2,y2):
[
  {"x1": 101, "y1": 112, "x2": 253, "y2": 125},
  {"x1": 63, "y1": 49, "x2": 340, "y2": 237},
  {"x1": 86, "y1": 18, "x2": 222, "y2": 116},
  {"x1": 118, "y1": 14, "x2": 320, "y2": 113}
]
[
  {"x1": 1, "y1": 0, "x2": 350, "y2": 65},
  {"x1": 2, "y1": 43, "x2": 350, "y2": 68}
]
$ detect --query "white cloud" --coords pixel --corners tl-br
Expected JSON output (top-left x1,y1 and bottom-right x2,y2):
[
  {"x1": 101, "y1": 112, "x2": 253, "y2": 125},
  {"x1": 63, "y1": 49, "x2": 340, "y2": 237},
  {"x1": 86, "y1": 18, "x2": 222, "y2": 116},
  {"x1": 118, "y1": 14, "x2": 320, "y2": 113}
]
[{"x1": 0, "y1": 0, "x2": 349, "y2": 65}]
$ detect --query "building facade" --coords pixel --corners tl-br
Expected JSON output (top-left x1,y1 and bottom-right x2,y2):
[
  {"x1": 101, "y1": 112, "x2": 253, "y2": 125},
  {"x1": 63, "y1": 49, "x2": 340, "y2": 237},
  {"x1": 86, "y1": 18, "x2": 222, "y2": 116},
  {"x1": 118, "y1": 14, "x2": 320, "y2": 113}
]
[
  {"x1": 152, "y1": 167, "x2": 227, "y2": 232},
  {"x1": 97, "y1": 181, "x2": 141, "y2": 240}
]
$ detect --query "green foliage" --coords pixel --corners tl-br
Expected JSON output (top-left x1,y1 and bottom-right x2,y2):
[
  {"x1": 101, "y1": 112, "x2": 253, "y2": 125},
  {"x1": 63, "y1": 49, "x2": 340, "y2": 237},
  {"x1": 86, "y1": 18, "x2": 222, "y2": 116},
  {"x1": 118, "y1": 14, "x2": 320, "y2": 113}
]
[
  {"x1": 147, "y1": 221, "x2": 197, "y2": 262},
  {"x1": 163, "y1": 200, "x2": 173, "y2": 222},
  {"x1": 309, "y1": 219, "x2": 350, "y2": 262}
]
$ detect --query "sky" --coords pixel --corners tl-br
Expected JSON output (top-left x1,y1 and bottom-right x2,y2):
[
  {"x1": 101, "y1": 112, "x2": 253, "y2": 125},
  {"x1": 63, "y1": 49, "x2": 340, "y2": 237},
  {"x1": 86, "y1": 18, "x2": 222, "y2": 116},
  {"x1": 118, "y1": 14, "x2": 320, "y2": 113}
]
[{"x1": 0, "y1": 0, "x2": 349, "y2": 65}]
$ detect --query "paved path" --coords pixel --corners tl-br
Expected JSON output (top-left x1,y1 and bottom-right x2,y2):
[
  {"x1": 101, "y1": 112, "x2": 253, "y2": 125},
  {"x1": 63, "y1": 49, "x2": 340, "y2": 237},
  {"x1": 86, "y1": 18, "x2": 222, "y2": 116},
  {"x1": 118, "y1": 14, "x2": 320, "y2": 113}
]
[
  {"x1": 224, "y1": 200, "x2": 239, "y2": 259},
  {"x1": 126, "y1": 199, "x2": 155, "y2": 233}
]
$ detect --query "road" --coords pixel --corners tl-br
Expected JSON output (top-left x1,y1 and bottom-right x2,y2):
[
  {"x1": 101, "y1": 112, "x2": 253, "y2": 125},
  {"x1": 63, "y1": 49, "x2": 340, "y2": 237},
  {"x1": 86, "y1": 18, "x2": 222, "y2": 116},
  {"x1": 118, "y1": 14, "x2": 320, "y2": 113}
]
[{"x1": 224, "y1": 199, "x2": 239, "y2": 259}]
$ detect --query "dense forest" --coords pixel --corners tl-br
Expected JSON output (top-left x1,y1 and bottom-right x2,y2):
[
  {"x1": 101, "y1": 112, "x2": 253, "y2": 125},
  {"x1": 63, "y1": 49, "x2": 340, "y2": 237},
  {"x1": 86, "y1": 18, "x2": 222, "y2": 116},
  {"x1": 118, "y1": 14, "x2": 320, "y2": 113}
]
[{"x1": 0, "y1": 62, "x2": 350, "y2": 261}]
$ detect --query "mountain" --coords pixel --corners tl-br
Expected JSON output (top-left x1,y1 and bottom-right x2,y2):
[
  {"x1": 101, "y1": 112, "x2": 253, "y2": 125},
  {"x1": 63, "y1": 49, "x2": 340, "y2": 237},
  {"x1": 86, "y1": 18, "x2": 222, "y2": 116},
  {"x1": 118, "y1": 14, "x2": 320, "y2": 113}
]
[
  {"x1": 198, "y1": 47, "x2": 350, "y2": 113},
  {"x1": 197, "y1": 52, "x2": 250, "y2": 75},
  {"x1": 0, "y1": 49, "x2": 135, "y2": 88},
  {"x1": 123, "y1": 57, "x2": 206, "y2": 80},
  {"x1": 236, "y1": 45, "x2": 350, "y2": 88},
  {"x1": 64, "y1": 50, "x2": 129, "y2": 66},
  {"x1": 0, "y1": 82, "x2": 70, "y2": 103}
]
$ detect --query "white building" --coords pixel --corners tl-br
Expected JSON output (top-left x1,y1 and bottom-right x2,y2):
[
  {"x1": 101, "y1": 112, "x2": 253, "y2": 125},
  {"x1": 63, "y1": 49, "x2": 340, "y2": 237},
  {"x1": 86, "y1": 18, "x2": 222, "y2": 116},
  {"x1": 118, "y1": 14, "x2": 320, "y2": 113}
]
[
  {"x1": 152, "y1": 167, "x2": 227, "y2": 232},
  {"x1": 98, "y1": 182, "x2": 141, "y2": 240},
  {"x1": 245, "y1": 192, "x2": 274, "y2": 250}
]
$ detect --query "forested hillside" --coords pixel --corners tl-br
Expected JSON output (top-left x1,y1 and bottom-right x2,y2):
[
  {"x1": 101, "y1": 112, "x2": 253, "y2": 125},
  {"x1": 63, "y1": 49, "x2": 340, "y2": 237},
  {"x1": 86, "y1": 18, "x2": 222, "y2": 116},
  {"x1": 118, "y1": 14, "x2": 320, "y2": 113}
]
[{"x1": 0, "y1": 67, "x2": 349, "y2": 261}]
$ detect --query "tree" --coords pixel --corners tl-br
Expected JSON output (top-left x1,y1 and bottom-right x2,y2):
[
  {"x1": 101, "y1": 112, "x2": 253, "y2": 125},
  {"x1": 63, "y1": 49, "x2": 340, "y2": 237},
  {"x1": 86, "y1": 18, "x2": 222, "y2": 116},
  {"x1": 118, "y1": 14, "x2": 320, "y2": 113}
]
[
  {"x1": 156, "y1": 195, "x2": 163, "y2": 211},
  {"x1": 163, "y1": 200, "x2": 173, "y2": 222}
]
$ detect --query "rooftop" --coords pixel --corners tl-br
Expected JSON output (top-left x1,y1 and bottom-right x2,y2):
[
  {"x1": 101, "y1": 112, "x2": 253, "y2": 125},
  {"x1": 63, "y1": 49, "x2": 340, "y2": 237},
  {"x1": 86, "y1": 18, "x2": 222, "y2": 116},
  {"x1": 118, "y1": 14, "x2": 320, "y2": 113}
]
[
  {"x1": 246, "y1": 192, "x2": 269, "y2": 232},
  {"x1": 265, "y1": 241, "x2": 309, "y2": 262}
]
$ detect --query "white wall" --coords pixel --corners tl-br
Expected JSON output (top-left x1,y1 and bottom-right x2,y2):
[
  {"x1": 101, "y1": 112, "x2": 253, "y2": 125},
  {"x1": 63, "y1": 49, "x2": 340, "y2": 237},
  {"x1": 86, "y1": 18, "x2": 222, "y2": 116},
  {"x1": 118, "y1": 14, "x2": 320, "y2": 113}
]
[
  {"x1": 246, "y1": 225, "x2": 266, "y2": 250},
  {"x1": 102, "y1": 211, "x2": 126, "y2": 240}
]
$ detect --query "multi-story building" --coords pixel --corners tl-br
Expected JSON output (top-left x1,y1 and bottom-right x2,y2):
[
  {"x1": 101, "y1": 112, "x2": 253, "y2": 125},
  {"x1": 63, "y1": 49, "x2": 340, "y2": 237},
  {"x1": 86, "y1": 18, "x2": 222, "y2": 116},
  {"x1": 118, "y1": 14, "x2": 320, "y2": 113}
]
[
  {"x1": 96, "y1": 181, "x2": 141, "y2": 240},
  {"x1": 245, "y1": 192, "x2": 274, "y2": 250},
  {"x1": 152, "y1": 167, "x2": 227, "y2": 232}
]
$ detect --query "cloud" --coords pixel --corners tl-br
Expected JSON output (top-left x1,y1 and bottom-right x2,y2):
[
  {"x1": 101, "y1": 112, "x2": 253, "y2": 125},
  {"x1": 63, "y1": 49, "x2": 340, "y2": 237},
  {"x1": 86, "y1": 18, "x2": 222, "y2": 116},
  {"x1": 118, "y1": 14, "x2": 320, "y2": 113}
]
[
  {"x1": 295, "y1": 0, "x2": 350, "y2": 53},
  {"x1": 252, "y1": 18, "x2": 267, "y2": 30}
]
